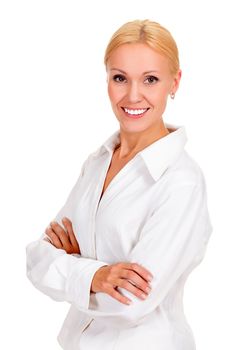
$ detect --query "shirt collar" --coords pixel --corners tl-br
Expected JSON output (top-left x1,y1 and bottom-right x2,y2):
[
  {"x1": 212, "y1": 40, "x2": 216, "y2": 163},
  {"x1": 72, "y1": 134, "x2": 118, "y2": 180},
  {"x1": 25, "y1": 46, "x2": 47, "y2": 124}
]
[{"x1": 96, "y1": 122, "x2": 187, "y2": 182}]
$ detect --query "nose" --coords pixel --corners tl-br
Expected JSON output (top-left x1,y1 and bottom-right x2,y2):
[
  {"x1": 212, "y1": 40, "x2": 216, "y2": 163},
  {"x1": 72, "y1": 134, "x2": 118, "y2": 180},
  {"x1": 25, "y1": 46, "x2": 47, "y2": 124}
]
[{"x1": 127, "y1": 81, "x2": 142, "y2": 103}]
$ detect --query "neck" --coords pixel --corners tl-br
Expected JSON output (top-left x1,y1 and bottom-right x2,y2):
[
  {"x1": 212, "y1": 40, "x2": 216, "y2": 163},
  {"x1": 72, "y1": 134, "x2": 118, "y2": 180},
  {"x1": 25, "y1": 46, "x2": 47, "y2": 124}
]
[{"x1": 115, "y1": 122, "x2": 170, "y2": 160}]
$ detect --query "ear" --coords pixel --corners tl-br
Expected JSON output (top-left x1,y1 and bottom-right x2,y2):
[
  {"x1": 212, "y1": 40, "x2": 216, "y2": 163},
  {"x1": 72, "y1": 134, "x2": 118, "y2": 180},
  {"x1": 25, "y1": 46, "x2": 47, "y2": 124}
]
[{"x1": 171, "y1": 69, "x2": 182, "y2": 94}]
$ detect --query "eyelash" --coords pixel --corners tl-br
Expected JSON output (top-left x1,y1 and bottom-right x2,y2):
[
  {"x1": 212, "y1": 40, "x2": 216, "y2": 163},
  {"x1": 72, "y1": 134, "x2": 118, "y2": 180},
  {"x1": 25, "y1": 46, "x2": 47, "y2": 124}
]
[{"x1": 112, "y1": 74, "x2": 159, "y2": 84}]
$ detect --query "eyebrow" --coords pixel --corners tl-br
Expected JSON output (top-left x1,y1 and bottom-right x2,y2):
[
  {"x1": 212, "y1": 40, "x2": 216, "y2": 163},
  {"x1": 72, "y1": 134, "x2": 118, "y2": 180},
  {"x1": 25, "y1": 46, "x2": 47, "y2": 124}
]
[{"x1": 110, "y1": 68, "x2": 159, "y2": 75}]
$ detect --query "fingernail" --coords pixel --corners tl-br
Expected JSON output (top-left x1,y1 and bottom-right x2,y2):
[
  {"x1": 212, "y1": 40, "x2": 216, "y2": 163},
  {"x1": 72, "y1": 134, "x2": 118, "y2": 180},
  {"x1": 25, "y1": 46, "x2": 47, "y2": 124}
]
[
  {"x1": 146, "y1": 286, "x2": 151, "y2": 293},
  {"x1": 148, "y1": 275, "x2": 153, "y2": 282},
  {"x1": 141, "y1": 293, "x2": 147, "y2": 299},
  {"x1": 127, "y1": 300, "x2": 132, "y2": 305}
]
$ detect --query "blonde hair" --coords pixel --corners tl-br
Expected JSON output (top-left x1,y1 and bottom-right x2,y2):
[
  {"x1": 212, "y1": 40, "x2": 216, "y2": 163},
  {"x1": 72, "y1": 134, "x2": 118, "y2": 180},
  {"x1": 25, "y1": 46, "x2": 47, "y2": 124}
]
[{"x1": 104, "y1": 19, "x2": 180, "y2": 76}]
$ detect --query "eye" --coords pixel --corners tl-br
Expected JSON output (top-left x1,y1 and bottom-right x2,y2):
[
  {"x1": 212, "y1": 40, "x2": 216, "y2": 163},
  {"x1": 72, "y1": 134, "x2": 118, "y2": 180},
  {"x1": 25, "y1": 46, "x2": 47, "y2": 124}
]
[
  {"x1": 112, "y1": 74, "x2": 126, "y2": 83},
  {"x1": 144, "y1": 75, "x2": 159, "y2": 84}
]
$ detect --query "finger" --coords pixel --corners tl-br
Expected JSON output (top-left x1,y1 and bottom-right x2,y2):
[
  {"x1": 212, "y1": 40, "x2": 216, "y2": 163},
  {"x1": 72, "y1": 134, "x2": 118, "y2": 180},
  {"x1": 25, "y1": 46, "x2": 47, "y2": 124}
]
[
  {"x1": 124, "y1": 262, "x2": 154, "y2": 282},
  {"x1": 45, "y1": 227, "x2": 62, "y2": 248},
  {"x1": 121, "y1": 269, "x2": 152, "y2": 295},
  {"x1": 43, "y1": 236, "x2": 52, "y2": 243},
  {"x1": 62, "y1": 217, "x2": 79, "y2": 248},
  {"x1": 117, "y1": 278, "x2": 150, "y2": 300},
  {"x1": 50, "y1": 221, "x2": 70, "y2": 246},
  {"x1": 107, "y1": 287, "x2": 132, "y2": 306},
  {"x1": 109, "y1": 263, "x2": 152, "y2": 295}
]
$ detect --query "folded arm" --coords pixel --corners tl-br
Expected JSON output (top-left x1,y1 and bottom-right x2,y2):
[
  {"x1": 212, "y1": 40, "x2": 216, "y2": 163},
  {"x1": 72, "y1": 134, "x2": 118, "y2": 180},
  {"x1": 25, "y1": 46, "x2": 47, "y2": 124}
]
[
  {"x1": 26, "y1": 155, "x2": 212, "y2": 327},
  {"x1": 26, "y1": 153, "x2": 151, "y2": 310},
  {"x1": 76, "y1": 181, "x2": 213, "y2": 327}
]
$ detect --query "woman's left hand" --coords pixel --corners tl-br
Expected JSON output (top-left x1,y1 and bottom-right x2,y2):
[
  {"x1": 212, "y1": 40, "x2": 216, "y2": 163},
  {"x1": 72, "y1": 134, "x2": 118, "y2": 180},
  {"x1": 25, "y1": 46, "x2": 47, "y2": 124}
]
[{"x1": 45, "y1": 217, "x2": 80, "y2": 255}]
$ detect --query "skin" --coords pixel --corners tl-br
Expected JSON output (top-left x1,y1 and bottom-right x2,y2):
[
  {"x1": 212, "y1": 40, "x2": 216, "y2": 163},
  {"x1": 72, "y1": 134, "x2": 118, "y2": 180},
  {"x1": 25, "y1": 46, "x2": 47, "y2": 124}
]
[
  {"x1": 45, "y1": 42, "x2": 182, "y2": 305},
  {"x1": 45, "y1": 218, "x2": 80, "y2": 255},
  {"x1": 106, "y1": 42, "x2": 181, "y2": 159}
]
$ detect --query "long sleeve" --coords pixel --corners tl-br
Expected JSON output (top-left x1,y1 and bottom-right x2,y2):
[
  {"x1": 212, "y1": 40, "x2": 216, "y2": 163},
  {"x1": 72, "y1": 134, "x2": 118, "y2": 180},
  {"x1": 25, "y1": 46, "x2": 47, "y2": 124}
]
[
  {"x1": 26, "y1": 154, "x2": 109, "y2": 309},
  {"x1": 75, "y1": 179, "x2": 213, "y2": 327}
]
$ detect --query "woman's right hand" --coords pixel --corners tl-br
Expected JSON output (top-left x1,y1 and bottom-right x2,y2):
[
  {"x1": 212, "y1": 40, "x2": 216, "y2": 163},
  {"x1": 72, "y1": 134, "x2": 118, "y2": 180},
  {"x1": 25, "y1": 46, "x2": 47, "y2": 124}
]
[
  {"x1": 91, "y1": 263, "x2": 153, "y2": 305},
  {"x1": 44, "y1": 217, "x2": 80, "y2": 255}
]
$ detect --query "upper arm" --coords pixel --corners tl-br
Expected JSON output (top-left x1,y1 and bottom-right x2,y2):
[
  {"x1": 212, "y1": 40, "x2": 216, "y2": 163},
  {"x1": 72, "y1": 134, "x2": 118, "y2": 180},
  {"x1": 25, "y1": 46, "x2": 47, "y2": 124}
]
[{"x1": 40, "y1": 153, "x2": 92, "y2": 241}]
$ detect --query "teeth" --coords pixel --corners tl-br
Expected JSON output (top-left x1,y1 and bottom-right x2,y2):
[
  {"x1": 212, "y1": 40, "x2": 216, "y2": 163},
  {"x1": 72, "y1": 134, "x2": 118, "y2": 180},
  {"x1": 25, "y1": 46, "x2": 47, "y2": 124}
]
[{"x1": 124, "y1": 108, "x2": 147, "y2": 115}]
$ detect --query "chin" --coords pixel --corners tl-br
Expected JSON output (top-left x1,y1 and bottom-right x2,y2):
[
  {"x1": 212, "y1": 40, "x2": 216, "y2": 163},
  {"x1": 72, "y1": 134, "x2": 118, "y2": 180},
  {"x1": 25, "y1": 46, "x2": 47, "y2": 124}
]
[{"x1": 118, "y1": 120, "x2": 150, "y2": 134}]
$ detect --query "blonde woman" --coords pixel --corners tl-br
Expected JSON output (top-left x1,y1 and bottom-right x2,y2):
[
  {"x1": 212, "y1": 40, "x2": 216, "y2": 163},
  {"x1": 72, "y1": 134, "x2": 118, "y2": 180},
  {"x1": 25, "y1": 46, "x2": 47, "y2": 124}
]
[{"x1": 26, "y1": 19, "x2": 213, "y2": 350}]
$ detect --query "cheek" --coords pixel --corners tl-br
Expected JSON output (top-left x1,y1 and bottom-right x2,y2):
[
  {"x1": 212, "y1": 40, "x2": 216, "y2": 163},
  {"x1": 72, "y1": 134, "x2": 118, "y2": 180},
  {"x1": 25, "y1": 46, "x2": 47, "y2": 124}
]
[
  {"x1": 107, "y1": 84, "x2": 116, "y2": 103},
  {"x1": 108, "y1": 83, "x2": 125, "y2": 104},
  {"x1": 150, "y1": 86, "x2": 170, "y2": 103}
]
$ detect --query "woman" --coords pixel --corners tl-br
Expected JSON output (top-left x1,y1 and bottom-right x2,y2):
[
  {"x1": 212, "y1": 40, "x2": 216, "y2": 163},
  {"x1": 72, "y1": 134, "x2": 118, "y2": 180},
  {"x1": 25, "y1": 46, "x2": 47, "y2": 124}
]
[{"x1": 26, "y1": 19, "x2": 213, "y2": 350}]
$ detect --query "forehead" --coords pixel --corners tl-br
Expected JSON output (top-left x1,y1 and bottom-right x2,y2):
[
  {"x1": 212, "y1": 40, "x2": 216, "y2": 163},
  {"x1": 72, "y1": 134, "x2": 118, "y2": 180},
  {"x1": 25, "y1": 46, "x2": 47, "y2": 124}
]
[{"x1": 107, "y1": 43, "x2": 170, "y2": 75}]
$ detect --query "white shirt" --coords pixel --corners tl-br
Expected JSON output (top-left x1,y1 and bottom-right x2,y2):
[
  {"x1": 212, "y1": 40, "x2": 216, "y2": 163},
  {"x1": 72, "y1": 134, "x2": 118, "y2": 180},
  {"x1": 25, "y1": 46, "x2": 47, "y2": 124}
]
[{"x1": 26, "y1": 123, "x2": 213, "y2": 350}]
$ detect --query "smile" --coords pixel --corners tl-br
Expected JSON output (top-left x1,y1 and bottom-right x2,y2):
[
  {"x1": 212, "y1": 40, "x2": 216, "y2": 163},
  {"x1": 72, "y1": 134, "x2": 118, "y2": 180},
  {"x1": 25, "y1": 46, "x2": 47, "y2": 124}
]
[{"x1": 122, "y1": 107, "x2": 149, "y2": 118}]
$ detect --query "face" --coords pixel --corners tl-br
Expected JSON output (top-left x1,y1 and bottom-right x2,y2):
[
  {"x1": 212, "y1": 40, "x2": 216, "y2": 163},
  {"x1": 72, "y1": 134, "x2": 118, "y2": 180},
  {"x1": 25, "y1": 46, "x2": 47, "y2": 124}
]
[{"x1": 106, "y1": 43, "x2": 181, "y2": 133}]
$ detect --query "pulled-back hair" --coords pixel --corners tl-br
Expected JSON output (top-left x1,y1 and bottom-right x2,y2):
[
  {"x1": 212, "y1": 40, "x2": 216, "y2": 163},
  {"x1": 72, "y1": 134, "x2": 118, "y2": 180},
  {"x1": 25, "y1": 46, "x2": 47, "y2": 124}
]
[{"x1": 104, "y1": 19, "x2": 180, "y2": 76}]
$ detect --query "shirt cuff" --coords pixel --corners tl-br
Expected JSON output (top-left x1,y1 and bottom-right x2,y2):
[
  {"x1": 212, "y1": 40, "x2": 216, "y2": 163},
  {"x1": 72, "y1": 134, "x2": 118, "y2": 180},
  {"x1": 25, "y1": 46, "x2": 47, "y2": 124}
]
[{"x1": 66, "y1": 258, "x2": 109, "y2": 310}]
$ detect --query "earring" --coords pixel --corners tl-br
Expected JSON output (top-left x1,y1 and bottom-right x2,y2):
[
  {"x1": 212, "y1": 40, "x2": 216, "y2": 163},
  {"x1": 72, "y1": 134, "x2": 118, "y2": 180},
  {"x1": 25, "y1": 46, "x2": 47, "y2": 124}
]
[{"x1": 170, "y1": 92, "x2": 175, "y2": 99}]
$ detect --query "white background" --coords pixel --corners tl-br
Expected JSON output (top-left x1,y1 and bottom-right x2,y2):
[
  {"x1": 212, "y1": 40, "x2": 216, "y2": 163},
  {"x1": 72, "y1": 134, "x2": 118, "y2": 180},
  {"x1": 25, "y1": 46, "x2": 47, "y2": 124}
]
[{"x1": 0, "y1": 0, "x2": 232, "y2": 349}]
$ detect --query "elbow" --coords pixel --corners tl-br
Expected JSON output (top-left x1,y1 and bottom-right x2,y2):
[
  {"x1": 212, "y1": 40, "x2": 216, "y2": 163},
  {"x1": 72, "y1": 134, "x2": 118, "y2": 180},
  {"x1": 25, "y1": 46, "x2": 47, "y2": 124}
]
[
  {"x1": 119, "y1": 302, "x2": 150, "y2": 326},
  {"x1": 26, "y1": 240, "x2": 40, "y2": 284},
  {"x1": 25, "y1": 239, "x2": 66, "y2": 296},
  {"x1": 92, "y1": 291, "x2": 150, "y2": 328},
  {"x1": 113, "y1": 287, "x2": 158, "y2": 327}
]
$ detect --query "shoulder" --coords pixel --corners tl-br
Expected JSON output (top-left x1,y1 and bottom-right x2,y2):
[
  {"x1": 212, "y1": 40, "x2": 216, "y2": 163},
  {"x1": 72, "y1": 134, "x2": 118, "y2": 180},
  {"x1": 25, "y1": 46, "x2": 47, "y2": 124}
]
[
  {"x1": 150, "y1": 151, "x2": 209, "y2": 214},
  {"x1": 163, "y1": 150, "x2": 207, "y2": 190},
  {"x1": 80, "y1": 144, "x2": 106, "y2": 176}
]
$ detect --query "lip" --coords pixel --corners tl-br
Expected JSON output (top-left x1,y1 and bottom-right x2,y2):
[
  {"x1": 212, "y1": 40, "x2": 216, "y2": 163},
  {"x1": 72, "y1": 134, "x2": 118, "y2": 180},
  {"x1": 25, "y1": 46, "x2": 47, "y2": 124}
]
[{"x1": 121, "y1": 107, "x2": 149, "y2": 119}]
